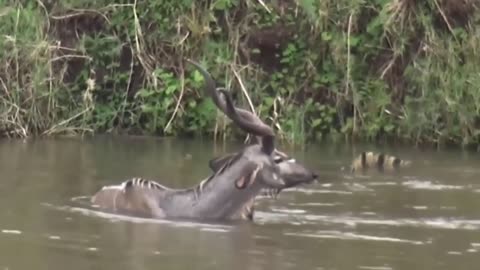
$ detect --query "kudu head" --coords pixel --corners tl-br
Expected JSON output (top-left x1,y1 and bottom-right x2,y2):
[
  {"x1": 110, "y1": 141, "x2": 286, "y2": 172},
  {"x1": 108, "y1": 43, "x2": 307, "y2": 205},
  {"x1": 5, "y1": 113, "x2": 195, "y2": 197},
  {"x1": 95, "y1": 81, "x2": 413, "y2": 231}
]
[{"x1": 209, "y1": 148, "x2": 317, "y2": 195}]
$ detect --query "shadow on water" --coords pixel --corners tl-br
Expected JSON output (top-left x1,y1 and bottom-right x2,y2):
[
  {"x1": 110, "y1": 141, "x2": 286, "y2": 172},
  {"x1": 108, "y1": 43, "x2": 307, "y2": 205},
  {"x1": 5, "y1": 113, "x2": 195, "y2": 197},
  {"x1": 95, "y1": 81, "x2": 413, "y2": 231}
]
[{"x1": 1, "y1": 136, "x2": 480, "y2": 269}]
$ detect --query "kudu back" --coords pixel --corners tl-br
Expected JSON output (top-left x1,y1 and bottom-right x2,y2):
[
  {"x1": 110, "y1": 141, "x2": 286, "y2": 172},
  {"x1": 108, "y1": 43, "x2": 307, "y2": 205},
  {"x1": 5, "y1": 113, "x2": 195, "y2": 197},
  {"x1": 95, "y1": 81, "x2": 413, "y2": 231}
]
[{"x1": 91, "y1": 60, "x2": 302, "y2": 221}]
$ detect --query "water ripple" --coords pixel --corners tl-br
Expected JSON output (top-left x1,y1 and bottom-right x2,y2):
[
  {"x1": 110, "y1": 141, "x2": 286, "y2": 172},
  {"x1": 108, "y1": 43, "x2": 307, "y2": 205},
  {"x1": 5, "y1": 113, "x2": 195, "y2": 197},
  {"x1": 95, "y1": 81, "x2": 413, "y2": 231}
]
[
  {"x1": 285, "y1": 230, "x2": 424, "y2": 245},
  {"x1": 42, "y1": 202, "x2": 234, "y2": 232},
  {"x1": 255, "y1": 211, "x2": 480, "y2": 231},
  {"x1": 402, "y1": 180, "x2": 465, "y2": 191}
]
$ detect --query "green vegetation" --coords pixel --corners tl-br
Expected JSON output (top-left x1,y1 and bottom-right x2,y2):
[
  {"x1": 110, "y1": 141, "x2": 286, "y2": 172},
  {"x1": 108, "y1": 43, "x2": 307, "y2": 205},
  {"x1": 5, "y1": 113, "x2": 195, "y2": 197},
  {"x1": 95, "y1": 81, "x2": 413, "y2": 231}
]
[{"x1": 0, "y1": 0, "x2": 479, "y2": 147}]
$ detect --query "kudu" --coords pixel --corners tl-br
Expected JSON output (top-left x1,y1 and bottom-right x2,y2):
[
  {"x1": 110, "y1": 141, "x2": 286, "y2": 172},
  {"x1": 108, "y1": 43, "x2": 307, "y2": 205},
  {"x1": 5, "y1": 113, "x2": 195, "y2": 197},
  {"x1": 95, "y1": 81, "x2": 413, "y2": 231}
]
[
  {"x1": 186, "y1": 59, "x2": 318, "y2": 219},
  {"x1": 91, "y1": 61, "x2": 314, "y2": 221}
]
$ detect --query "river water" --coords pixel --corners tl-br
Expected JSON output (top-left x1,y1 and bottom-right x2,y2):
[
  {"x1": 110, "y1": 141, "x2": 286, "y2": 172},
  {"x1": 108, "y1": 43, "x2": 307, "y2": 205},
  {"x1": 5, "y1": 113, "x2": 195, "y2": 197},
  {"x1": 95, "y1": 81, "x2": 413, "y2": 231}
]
[{"x1": 0, "y1": 136, "x2": 479, "y2": 270}]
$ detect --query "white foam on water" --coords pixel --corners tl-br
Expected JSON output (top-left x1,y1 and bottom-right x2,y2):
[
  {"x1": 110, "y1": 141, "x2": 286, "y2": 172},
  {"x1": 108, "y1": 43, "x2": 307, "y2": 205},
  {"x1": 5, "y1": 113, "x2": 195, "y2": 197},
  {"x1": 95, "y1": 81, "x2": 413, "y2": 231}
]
[
  {"x1": 289, "y1": 188, "x2": 353, "y2": 195},
  {"x1": 345, "y1": 183, "x2": 375, "y2": 192},
  {"x1": 284, "y1": 230, "x2": 424, "y2": 245},
  {"x1": 200, "y1": 227, "x2": 230, "y2": 233},
  {"x1": 1, "y1": 230, "x2": 22, "y2": 235},
  {"x1": 402, "y1": 180, "x2": 464, "y2": 191},
  {"x1": 290, "y1": 202, "x2": 343, "y2": 207},
  {"x1": 270, "y1": 207, "x2": 307, "y2": 214},
  {"x1": 411, "y1": 205, "x2": 429, "y2": 210},
  {"x1": 364, "y1": 182, "x2": 398, "y2": 187},
  {"x1": 358, "y1": 266, "x2": 392, "y2": 270}
]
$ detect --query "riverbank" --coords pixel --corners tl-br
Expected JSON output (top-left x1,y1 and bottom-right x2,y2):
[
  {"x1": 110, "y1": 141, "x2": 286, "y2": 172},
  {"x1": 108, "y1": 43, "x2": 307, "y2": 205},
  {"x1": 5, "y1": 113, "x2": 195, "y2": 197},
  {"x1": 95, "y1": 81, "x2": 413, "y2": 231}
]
[{"x1": 1, "y1": 1, "x2": 479, "y2": 147}]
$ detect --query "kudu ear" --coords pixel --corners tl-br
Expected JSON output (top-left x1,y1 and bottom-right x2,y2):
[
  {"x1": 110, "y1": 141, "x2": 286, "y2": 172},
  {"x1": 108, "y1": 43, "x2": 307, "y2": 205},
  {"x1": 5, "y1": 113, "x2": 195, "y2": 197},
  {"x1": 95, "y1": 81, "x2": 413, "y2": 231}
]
[
  {"x1": 235, "y1": 176, "x2": 249, "y2": 189},
  {"x1": 209, "y1": 153, "x2": 237, "y2": 172},
  {"x1": 234, "y1": 164, "x2": 260, "y2": 190}
]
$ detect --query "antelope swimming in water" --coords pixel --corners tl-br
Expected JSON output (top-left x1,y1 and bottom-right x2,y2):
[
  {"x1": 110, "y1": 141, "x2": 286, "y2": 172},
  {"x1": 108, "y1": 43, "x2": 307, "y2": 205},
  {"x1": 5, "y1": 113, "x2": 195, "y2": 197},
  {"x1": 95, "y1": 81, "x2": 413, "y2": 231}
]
[{"x1": 90, "y1": 60, "x2": 318, "y2": 221}]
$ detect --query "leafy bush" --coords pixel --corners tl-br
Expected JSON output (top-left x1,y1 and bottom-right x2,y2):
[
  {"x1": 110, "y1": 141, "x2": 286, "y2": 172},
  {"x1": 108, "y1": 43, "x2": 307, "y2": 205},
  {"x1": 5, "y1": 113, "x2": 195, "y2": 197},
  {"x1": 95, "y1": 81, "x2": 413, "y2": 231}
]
[{"x1": 0, "y1": 0, "x2": 479, "y2": 147}]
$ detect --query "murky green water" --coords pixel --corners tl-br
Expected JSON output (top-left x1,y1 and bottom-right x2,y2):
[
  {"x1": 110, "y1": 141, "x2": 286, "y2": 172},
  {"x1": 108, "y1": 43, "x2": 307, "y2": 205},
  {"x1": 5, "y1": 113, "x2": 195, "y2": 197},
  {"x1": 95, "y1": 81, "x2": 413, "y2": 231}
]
[{"x1": 0, "y1": 136, "x2": 479, "y2": 270}]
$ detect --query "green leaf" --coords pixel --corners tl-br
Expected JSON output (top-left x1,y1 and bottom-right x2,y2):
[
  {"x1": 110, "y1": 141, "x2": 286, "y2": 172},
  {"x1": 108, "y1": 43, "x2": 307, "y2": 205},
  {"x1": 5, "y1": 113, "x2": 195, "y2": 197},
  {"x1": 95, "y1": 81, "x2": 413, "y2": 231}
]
[
  {"x1": 263, "y1": 97, "x2": 275, "y2": 107},
  {"x1": 141, "y1": 104, "x2": 156, "y2": 113},
  {"x1": 135, "y1": 88, "x2": 155, "y2": 98},
  {"x1": 165, "y1": 85, "x2": 177, "y2": 95},
  {"x1": 384, "y1": 124, "x2": 395, "y2": 132},
  {"x1": 193, "y1": 70, "x2": 204, "y2": 83},
  {"x1": 349, "y1": 36, "x2": 360, "y2": 47},
  {"x1": 311, "y1": 118, "x2": 322, "y2": 128},
  {"x1": 188, "y1": 100, "x2": 197, "y2": 108},
  {"x1": 321, "y1": 32, "x2": 332, "y2": 41}
]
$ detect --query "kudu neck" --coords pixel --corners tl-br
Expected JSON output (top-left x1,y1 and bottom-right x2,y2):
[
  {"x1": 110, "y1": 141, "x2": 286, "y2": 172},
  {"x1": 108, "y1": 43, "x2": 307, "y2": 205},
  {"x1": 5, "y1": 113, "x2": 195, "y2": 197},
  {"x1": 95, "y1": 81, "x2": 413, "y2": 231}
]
[{"x1": 186, "y1": 153, "x2": 268, "y2": 219}]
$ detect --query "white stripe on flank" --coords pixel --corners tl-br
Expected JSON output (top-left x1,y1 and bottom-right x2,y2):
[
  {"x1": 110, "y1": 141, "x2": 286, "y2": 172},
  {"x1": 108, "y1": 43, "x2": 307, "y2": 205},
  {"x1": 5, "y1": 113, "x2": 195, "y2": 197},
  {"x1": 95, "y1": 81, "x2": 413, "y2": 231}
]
[{"x1": 101, "y1": 185, "x2": 123, "y2": 191}]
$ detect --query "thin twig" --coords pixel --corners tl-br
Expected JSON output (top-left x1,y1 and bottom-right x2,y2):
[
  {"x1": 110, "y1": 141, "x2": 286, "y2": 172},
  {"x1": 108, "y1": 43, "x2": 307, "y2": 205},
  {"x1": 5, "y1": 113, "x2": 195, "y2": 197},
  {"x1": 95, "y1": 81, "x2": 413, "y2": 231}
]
[
  {"x1": 50, "y1": 11, "x2": 111, "y2": 28},
  {"x1": 49, "y1": 45, "x2": 80, "y2": 52},
  {"x1": 35, "y1": 0, "x2": 50, "y2": 31},
  {"x1": 345, "y1": 12, "x2": 352, "y2": 97},
  {"x1": 119, "y1": 41, "x2": 135, "y2": 125},
  {"x1": 164, "y1": 67, "x2": 185, "y2": 133},
  {"x1": 433, "y1": 0, "x2": 457, "y2": 41},
  {"x1": 256, "y1": 0, "x2": 271, "y2": 13},
  {"x1": 231, "y1": 65, "x2": 256, "y2": 114},
  {"x1": 346, "y1": 12, "x2": 358, "y2": 135},
  {"x1": 380, "y1": 57, "x2": 396, "y2": 79},
  {"x1": 48, "y1": 54, "x2": 92, "y2": 63},
  {"x1": 132, "y1": 0, "x2": 152, "y2": 76},
  {"x1": 3, "y1": 118, "x2": 27, "y2": 138},
  {"x1": 0, "y1": 77, "x2": 10, "y2": 98},
  {"x1": 43, "y1": 108, "x2": 91, "y2": 136},
  {"x1": 231, "y1": 64, "x2": 258, "y2": 144}
]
